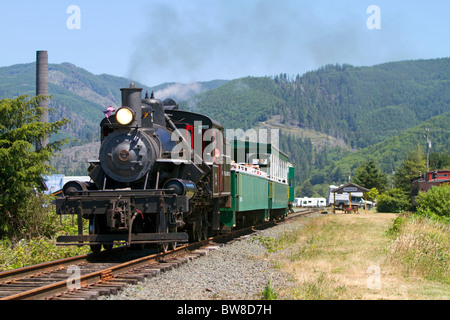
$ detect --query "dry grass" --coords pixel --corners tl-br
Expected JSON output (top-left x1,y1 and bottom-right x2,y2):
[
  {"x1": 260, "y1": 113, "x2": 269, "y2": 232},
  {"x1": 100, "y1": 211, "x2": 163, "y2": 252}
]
[
  {"x1": 386, "y1": 215, "x2": 449, "y2": 282},
  {"x1": 267, "y1": 212, "x2": 450, "y2": 300}
]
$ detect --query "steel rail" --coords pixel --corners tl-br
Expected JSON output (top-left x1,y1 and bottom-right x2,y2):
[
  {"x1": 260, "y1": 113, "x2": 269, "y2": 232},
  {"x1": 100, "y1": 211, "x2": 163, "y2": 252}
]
[
  {"x1": 0, "y1": 245, "x2": 188, "y2": 300},
  {"x1": 0, "y1": 254, "x2": 89, "y2": 284},
  {"x1": 0, "y1": 244, "x2": 129, "y2": 284},
  {"x1": 1, "y1": 208, "x2": 318, "y2": 300}
]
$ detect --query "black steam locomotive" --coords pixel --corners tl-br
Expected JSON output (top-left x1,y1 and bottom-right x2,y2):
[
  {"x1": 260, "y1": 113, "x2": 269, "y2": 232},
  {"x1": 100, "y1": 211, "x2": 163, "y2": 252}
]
[{"x1": 56, "y1": 84, "x2": 231, "y2": 252}]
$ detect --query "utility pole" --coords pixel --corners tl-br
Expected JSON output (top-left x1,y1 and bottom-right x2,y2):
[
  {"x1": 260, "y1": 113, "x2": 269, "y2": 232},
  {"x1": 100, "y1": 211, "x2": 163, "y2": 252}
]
[{"x1": 424, "y1": 128, "x2": 430, "y2": 172}]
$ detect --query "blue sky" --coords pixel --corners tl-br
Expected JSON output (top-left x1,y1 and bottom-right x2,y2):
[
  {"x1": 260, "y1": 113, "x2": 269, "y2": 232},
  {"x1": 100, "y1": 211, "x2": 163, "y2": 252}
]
[{"x1": 1, "y1": 0, "x2": 450, "y2": 86}]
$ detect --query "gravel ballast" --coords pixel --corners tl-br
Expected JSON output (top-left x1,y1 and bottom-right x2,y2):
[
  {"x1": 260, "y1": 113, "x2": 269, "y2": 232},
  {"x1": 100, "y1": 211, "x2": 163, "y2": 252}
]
[{"x1": 99, "y1": 217, "x2": 312, "y2": 300}]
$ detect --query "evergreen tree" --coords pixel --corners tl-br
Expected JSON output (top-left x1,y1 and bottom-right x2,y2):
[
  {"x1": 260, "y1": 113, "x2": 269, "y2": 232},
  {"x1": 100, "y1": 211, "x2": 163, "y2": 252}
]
[
  {"x1": 429, "y1": 152, "x2": 450, "y2": 170},
  {"x1": 394, "y1": 145, "x2": 427, "y2": 194},
  {"x1": 297, "y1": 180, "x2": 314, "y2": 197},
  {"x1": 0, "y1": 95, "x2": 69, "y2": 240},
  {"x1": 352, "y1": 159, "x2": 388, "y2": 193}
]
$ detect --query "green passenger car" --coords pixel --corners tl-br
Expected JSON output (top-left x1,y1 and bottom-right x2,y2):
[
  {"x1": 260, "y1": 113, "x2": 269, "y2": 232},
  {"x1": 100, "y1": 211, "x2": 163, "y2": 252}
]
[
  {"x1": 220, "y1": 165, "x2": 270, "y2": 229},
  {"x1": 220, "y1": 139, "x2": 294, "y2": 230},
  {"x1": 268, "y1": 180, "x2": 289, "y2": 219}
]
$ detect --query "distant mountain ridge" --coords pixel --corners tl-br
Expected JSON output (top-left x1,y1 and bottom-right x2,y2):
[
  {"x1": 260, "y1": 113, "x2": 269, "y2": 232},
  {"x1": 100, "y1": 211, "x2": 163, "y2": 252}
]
[{"x1": 0, "y1": 58, "x2": 449, "y2": 185}]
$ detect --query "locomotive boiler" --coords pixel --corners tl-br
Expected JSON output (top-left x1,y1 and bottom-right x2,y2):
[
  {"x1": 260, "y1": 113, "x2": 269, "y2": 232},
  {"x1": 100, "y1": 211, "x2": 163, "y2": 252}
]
[{"x1": 56, "y1": 84, "x2": 230, "y2": 252}]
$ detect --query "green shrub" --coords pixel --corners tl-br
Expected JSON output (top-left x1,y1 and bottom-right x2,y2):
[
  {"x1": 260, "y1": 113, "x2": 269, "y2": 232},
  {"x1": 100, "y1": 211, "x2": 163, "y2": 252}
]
[
  {"x1": 253, "y1": 235, "x2": 280, "y2": 252},
  {"x1": 261, "y1": 277, "x2": 278, "y2": 300},
  {"x1": 0, "y1": 236, "x2": 90, "y2": 271},
  {"x1": 0, "y1": 216, "x2": 90, "y2": 271},
  {"x1": 387, "y1": 213, "x2": 407, "y2": 237},
  {"x1": 377, "y1": 188, "x2": 411, "y2": 213},
  {"x1": 415, "y1": 184, "x2": 450, "y2": 219}
]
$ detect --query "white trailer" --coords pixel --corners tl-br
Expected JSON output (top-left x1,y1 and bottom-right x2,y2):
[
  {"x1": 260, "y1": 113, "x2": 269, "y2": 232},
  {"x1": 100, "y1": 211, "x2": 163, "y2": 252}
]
[
  {"x1": 294, "y1": 197, "x2": 327, "y2": 208},
  {"x1": 301, "y1": 198, "x2": 318, "y2": 207},
  {"x1": 316, "y1": 198, "x2": 326, "y2": 207},
  {"x1": 293, "y1": 198, "x2": 302, "y2": 207}
]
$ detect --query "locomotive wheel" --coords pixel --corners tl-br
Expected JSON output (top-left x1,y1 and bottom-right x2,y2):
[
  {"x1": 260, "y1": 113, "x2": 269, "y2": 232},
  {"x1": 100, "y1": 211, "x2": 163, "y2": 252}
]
[
  {"x1": 158, "y1": 234, "x2": 177, "y2": 252},
  {"x1": 192, "y1": 214, "x2": 203, "y2": 242},
  {"x1": 89, "y1": 216, "x2": 112, "y2": 253},
  {"x1": 158, "y1": 242, "x2": 168, "y2": 253},
  {"x1": 202, "y1": 220, "x2": 209, "y2": 240},
  {"x1": 168, "y1": 225, "x2": 177, "y2": 250},
  {"x1": 194, "y1": 213, "x2": 209, "y2": 241},
  {"x1": 157, "y1": 214, "x2": 177, "y2": 252},
  {"x1": 89, "y1": 216, "x2": 102, "y2": 254}
]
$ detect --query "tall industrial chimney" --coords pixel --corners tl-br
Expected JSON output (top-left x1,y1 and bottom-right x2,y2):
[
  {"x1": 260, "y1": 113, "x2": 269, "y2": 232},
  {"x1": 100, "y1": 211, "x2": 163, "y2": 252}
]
[{"x1": 36, "y1": 50, "x2": 49, "y2": 150}]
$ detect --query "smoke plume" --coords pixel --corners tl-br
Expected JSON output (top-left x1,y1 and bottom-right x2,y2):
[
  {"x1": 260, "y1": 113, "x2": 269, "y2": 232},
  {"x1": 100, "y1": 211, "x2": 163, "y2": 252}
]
[{"x1": 127, "y1": 0, "x2": 416, "y2": 84}]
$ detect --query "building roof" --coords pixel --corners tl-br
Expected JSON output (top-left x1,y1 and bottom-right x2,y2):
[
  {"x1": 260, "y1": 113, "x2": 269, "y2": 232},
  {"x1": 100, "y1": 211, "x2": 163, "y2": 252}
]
[{"x1": 331, "y1": 182, "x2": 370, "y2": 194}]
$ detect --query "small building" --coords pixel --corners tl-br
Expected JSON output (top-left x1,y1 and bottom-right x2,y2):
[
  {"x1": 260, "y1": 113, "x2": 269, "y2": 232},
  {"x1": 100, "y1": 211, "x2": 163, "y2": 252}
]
[
  {"x1": 330, "y1": 183, "x2": 370, "y2": 213},
  {"x1": 411, "y1": 169, "x2": 450, "y2": 206}
]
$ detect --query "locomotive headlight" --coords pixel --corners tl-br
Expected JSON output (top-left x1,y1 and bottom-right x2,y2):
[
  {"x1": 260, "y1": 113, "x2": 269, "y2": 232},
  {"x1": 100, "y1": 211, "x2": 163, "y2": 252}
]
[{"x1": 116, "y1": 107, "x2": 134, "y2": 125}]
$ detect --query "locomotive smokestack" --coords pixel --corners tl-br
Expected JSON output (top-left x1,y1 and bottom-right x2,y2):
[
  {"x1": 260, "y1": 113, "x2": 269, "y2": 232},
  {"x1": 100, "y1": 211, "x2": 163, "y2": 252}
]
[
  {"x1": 36, "y1": 50, "x2": 49, "y2": 150},
  {"x1": 120, "y1": 83, "x2": 142, "y2": 127}
]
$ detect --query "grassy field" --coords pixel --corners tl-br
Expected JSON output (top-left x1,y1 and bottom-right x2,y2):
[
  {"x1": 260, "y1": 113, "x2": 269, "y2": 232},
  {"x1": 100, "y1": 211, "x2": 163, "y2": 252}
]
[{"x1": 262, "y1": 211, "x2": 449, "y2": 300}]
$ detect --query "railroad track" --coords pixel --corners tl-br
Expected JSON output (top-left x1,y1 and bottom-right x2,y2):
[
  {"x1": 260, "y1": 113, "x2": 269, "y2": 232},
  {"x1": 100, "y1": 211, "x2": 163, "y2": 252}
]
[{"x1": 0, "y1": 208, "x2": 318, "y2": 300}]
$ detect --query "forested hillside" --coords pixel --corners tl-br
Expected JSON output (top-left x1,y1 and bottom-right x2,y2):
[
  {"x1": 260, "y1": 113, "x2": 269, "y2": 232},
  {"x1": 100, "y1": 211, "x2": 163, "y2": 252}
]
[
  {"x1": 181, "y1": 59, "x2": 450, "y2": 191},
  {"x1": 299, "y1": 111, "x2": 449, "y2": 187},
  {"x1": 185, "y1": 59, "x2": 450, "y2": 150}
]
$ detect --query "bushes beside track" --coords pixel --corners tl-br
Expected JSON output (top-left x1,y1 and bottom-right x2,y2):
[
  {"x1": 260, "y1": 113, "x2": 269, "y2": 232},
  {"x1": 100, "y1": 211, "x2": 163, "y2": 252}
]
[
  {"x1": 0, "y1": 214, "x2": 89, "y2": 271},
  {"x1": 415, "y1": 184, "x2": 450, "y2": 222},
  {"x1": 0, "y1": 236, "x2": 89, "y2": 271}
]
